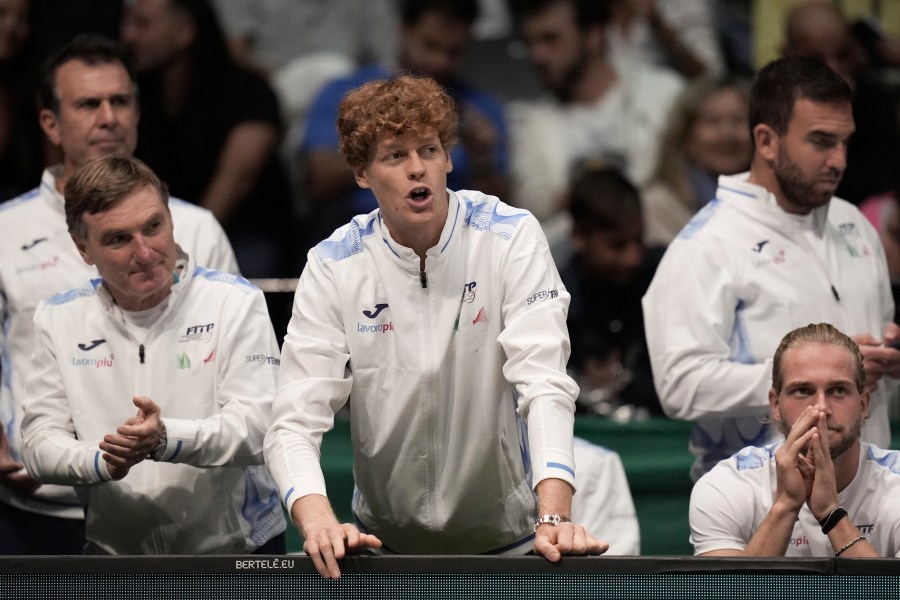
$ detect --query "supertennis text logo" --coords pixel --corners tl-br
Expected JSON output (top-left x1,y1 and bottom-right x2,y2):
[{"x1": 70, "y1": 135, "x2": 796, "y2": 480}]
[
  {"x1": 245, "y1": 354, "x2": 280, "y2": 366},
  {"x1": 526, "y1": 289, "x2": 558, "y2": 305}
]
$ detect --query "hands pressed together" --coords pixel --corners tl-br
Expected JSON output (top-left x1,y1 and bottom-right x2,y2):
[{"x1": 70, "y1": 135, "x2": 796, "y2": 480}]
[
  {"x1": 98, "y1": 395, "x2": 165, "y2": 480},
  {"x1": 773, "y1": 406, "x2": 838, "y2": 522}
]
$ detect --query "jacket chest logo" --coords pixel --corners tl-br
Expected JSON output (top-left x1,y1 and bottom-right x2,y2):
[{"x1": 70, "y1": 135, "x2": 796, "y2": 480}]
[{"x1": 180, "y1": 323, "x2": 215, "y2": 343}]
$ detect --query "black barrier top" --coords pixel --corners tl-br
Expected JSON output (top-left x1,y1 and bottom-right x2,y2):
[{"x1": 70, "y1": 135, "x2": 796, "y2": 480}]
[
  {"x1": 0, "y1": 555, "x2": 897, "y2": 574},
  {"x1": 2, "y1": 555, "x2": 899, "y2": 600}
]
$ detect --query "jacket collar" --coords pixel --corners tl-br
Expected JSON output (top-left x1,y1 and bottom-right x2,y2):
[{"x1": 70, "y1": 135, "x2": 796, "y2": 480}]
[
  {"x1": 717, "y1": 172, "x2": 830, "y2": 236},
  {"x1": 40, "y1": 166, "x2": 66, "y2": 218},
  {"x1": 376, "y1": 189, "x2": 462, "y2": 270}
]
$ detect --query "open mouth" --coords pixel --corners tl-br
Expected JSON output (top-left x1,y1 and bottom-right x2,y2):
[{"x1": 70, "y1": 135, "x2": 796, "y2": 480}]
[{"x1": 410, "y1": 188, "x2": 429, "y2": 202}]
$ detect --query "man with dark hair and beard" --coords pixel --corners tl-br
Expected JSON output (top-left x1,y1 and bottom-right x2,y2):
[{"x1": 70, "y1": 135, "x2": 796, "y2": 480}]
[
  {"x1": 508, "y1": 0, "x2": 683, "y2": 225},
  {"x1": 688, "y1": 323, "x2": 900, "y2": 557},
  {"x1": 643, "y1": 57, "x2": 900, "y2": 482}
]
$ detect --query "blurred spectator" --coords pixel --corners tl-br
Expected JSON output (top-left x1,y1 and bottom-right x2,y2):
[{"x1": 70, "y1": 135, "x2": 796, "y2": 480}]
[
  {"x1": 300, "y1": 0, "x2": 509, "y2": 246},
  {"x1": 508, "y1": 0, "x2": 683, "y2": 244},
  {"x1": 717, "y1": 0, "x2": 754, "y2": 76},
  {"x1": 560, "y1": 165, "x2": 663, "y2": 418},
  {"x1": 121, "y1": 0, "x2": 297, "y2": 277},
  {"x1": 852, "y1": 14, "x2": 900, "y2": 69},
  {"x1": 210, "y1": 1, "x2": 401, "y2": 226},
  {"x1": 642, "y1": 76, "x2": 752, "y2": 247},
  {"x1": 0, "y1": 0, "x2": 44, "y2": 201},
  {"x1": 606, "y1": 0, "x2": 725, "y2": 79},
  {"x1": 754, "y1": 0, "x2": 900, "y2": 70},
  {"x1": 212, "y1": 0, "x2": 399, "y2": 78},
  {"x1": 781, "y1": 0, "x2": 900, "y2": 206}
]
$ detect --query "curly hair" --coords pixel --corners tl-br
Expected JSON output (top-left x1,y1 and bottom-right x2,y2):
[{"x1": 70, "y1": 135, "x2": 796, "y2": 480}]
[
  {"x1": 771, "y1": 323, "x2": 867, "y2": 395},
  {"x1": 337, "y1": 75, "x2": 458, "y2": 169}
]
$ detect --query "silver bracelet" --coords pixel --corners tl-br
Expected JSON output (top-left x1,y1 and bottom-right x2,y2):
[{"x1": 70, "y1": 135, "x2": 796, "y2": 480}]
[{"x1": 834, "y1": 534, "x2": 867, "y2": 557}]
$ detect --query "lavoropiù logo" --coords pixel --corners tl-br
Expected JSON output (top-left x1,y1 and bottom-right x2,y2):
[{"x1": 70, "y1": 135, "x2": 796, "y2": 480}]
[
  {"x1": 357, "y1": 321, "x2": 394, "y2": 333},
  {"x1": 15, "y1": 255, "x2": 61, "y2": 275},
  {"x1": 71, "y1": 354, "x2": 115, "y2": 368},
  {"x1": 526, "y1": 289, "x2": 558, "y2": 305},
  {"x1": 245, "y1": 354, "x2": 280, "y2": 365},
  {"x1": 789, "y1": 536, "x2": 809, "y2": 546}
]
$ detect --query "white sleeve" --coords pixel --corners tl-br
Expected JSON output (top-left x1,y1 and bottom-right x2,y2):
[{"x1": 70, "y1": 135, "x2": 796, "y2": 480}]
[
  {"x1": 21, "y1": 303, "x2": 112, "y2": 485},
  {"x1": 642, "y1": 238, "x2": 772, "y2": 421},
  {"x1": 192, "y1": 211, "x2": 241, "y2": 275},
  {"x1": 264, "y1": 250, "x2": 351, "y2": 512},
  {"x1": 571, "y1": 439, "x2": 640, "y2": 555},
  {"x1": 497, "y1": 215, "x2": 579, "y2": 490},
  {"x1": 156, "y1": 288, "x2": 278, "y2": 466},
  {"x1": 689, "y1": 464, "x2": 755, "y2": 554},
  {"x1": 170, "y1": 202, "x2": 241, "y2": 275}
]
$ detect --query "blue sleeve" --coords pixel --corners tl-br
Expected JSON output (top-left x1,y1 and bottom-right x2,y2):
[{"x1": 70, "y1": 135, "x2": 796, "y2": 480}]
[
  {"x1": 457, "y1": 89, "x2": 510, "y2": 176},
  {"x1": 478, "y1": 94, "x2": 509, "y2": 175},
  {"x1": 300, "y1": 81, "x2": 347, "y2": 153}
]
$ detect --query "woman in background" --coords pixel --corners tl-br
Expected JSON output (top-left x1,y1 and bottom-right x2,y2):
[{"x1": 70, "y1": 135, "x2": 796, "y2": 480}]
[{"x1": 642, "y1": 76, "x2": 751, "y2": 247}]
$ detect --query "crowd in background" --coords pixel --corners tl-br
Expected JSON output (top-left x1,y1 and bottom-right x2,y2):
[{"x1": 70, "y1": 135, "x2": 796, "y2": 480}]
[{"x1": 2, "y1": 0, "x2": 899, "y2": 419}]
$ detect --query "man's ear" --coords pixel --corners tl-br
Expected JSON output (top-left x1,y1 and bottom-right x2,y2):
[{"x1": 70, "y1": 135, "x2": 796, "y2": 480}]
[
  {"x1": 39, "y1": 108, "x2": 62, "y2": 147},
  {"x1": 860, "y1": 388, "x2": 871, "y2": 421},
  {"x1": 71, "y1": 234, "x2": 94, "y2": 266},
  {"x1": 354, "y1": 166, "x2": 371, "y2": 189},
  {"x1": 768, "y1": 388, "x2": 781, "y2": 422},
  {"x1": 753, "y1": 123, "x2": 779, "y2": 163}
]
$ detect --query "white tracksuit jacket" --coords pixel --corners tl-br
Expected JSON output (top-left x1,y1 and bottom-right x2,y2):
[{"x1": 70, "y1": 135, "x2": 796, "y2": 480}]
[
  {"x1": 0, "y1": 166, "x2": 239, "y2": 519},
  {"x1": 643, "y1": 173, "x2": 895, "y2": 479},
  {"x1": 20, "y1": 251, "x2": 284, "y2": 554},
  {"x1": 265, "y1": 190, "x2": 579, "y2": 555}
]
